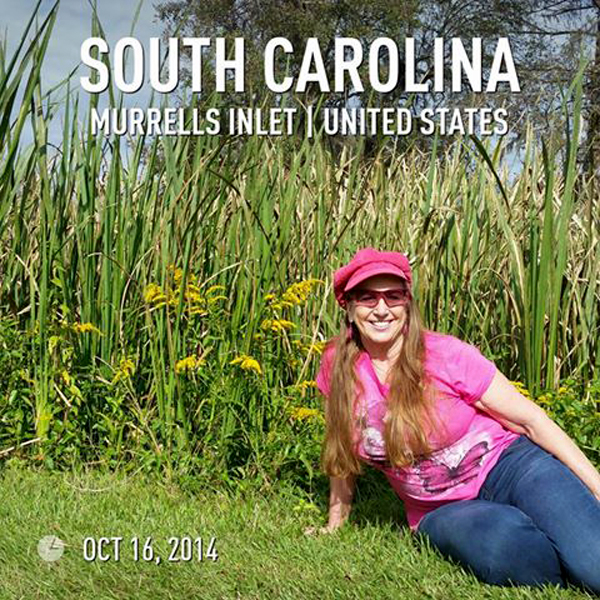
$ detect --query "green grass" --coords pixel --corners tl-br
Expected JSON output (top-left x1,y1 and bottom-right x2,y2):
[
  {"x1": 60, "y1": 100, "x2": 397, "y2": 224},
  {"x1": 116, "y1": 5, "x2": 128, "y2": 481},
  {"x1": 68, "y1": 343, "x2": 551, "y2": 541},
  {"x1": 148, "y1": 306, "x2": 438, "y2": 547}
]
[{"x1": 0, "y1": 464, "x2": 592, "y2": 600}]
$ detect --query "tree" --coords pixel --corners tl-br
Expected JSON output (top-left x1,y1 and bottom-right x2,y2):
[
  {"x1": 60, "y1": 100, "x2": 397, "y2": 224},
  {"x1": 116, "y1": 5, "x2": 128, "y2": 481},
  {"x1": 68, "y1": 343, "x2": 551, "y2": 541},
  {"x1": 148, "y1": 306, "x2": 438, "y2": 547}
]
[{"x1": 155, "y1": 0, "x2": 599, "y2": 164}]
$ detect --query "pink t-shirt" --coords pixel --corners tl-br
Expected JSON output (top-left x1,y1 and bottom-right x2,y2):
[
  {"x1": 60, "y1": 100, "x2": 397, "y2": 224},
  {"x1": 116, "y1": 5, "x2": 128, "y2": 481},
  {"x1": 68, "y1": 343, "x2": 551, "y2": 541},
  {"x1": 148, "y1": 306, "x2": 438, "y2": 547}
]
[{"x1": 316, "y1": 330, "x2": 519, "y2": 532}]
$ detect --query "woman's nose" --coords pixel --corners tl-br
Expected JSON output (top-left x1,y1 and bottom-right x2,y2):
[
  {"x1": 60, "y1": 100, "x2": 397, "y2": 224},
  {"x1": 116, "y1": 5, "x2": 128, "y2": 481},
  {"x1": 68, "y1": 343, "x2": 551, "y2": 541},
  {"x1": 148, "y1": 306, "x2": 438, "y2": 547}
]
[{"x1": 373, "y1": 297, "x2": 389, "y2": 313}]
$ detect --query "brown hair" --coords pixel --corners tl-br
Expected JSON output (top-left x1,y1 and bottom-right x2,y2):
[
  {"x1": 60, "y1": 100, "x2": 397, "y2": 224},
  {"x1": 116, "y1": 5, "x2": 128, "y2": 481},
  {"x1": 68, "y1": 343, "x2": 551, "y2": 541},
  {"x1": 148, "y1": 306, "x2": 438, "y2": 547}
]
[{"x1": 321, "y1": 289, "x2": 445, "y2": 478}]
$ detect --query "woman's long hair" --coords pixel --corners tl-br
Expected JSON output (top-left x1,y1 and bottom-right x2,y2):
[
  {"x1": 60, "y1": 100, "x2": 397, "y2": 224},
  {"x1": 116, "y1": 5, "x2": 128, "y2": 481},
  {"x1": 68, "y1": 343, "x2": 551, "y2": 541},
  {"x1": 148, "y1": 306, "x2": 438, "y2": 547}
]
[{"x1": 321, "y1": 291, "x2": 445, "y2": 478}]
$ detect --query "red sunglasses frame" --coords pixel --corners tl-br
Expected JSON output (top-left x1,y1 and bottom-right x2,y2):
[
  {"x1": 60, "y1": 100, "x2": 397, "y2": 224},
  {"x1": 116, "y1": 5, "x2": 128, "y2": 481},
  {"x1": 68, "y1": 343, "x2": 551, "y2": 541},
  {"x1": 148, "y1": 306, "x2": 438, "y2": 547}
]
[{"x1": 346, "y1": 288, "x2": 410, "y2": 308}]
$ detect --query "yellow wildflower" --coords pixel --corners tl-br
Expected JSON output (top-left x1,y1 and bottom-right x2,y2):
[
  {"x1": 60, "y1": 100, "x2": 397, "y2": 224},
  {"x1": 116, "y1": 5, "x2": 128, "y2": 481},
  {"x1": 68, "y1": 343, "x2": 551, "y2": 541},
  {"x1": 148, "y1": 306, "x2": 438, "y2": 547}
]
[
  {"x1": 558, "y1": 387, "x2": 568, "y2": 394},
  {"x1": 294, "y1": 340, "x2": 326, "y2": 355},
  {"x1": 261, "y1": 318, "x2": 296, "y2": 333},
  {"x1": 72, "y1": 322, "x2": 103, "y2": 335},
  {"x1": 230, "y1": 354, "x2": 262, "y2": 375},
  {"x1": 264, "y1": 280, "x2": 323, "y2": 311},
  {"x1": 167, "y1": 264, "x2": 184, "y2": 284},
  {"x1": 144, "y1": 283, "x2": 167, "y2": 306},
  {"x1": 185, "y1": 289, "x2": 204, "y2": 304},
  {"x1": 206, "y1": 285, "x2": 226, "y2": 295},
  {"x1": 289, "y1": 407, "x2": 323, "y2": 421},
  {"x1": 112, "y1": 358, "x2": 136, "y2": 384},
  {"x1": 311, "y1": 341, "x2": 326, "y2": 354},
  {"x1": 293, "y1": 380, "x2": 318, "y2": 391},
  {"x1": 175, "y1": 355, "x2": 205, "y2": 373},
  {"x1": 510, "y1": 381, "x2": 530, "y2": 397},
  {"x1": 281, "y1": 279, "x2": 324, "y2": 307}
]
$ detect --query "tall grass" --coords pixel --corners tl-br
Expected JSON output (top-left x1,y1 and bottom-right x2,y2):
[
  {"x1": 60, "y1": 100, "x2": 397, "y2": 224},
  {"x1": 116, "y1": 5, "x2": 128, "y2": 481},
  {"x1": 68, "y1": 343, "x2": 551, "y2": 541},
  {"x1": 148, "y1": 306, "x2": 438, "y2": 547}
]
[{"x1": 0, "y1": 3, "x2": 598, "y2": 475}]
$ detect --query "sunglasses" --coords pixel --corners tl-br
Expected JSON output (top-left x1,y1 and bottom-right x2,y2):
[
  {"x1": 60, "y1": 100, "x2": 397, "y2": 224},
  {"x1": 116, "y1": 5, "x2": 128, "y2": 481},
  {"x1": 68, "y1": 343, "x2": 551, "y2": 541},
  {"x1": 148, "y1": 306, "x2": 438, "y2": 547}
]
[{"x1": 347, "y1": 288, "x2": 410, "y2": 308}]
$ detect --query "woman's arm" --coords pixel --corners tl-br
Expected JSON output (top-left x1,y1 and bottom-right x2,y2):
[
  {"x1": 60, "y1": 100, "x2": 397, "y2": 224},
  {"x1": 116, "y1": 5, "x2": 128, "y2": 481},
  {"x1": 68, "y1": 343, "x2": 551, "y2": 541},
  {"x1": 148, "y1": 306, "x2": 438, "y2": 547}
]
[
  {"x1": 474, "y1": 370, "x2": 600, "y2": 501},
  {"x1": 326, "y1": 474, "x2": 357, "y2": 530},
  {"x1": 305, "y1": 474, "x2": 356, "y2": 535}
]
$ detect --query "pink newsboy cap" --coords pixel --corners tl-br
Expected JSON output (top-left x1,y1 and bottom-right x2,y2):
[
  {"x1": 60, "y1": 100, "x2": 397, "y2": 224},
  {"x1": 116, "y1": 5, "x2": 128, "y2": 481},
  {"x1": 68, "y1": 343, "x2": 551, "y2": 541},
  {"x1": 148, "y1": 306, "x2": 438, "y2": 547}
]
[{"x1": 333, "y1": 248, "x2": 412, "y2": 307}]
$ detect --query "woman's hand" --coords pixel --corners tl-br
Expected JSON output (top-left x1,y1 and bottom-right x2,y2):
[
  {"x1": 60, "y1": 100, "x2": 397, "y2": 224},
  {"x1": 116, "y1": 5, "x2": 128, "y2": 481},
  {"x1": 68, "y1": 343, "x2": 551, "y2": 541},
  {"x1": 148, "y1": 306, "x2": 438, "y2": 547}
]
[
  {"x1": 304, "y1": 474, "x2": 357, "y2": 537},
  {"x1": 303, "y1": 524, "x2": 339, "y2": 536}
]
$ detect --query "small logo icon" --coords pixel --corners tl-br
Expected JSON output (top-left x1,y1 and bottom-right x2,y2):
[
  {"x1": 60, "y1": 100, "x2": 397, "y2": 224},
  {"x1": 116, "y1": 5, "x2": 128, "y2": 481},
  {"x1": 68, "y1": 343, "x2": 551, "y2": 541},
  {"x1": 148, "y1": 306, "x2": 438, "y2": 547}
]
[{"x1": 38, "y1": 535, "x2": 65, "y2": 562}]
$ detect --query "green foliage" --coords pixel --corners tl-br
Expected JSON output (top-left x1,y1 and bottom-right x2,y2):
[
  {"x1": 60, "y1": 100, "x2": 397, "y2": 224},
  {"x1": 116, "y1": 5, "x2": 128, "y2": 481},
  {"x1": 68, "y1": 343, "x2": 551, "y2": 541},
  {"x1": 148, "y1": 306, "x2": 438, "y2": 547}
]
[
  {"x1": 0, "y1": 318, "x2": 35, "y2": 446},
  {"x1": 535, "y1": 379, "x2": 600, "y2": 466}
]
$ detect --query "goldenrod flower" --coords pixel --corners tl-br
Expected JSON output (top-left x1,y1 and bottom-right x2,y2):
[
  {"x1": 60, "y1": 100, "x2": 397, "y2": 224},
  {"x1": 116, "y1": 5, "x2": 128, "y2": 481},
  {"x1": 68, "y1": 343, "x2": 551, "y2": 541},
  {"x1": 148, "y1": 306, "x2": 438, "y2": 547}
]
[
  {"x1": 175, "y1": 355, "x2": 205, "y2": 373},
  {"x1": 185, "y1": 289, "x2": 204, "y2": 304},
  {"x1": 230, "y1": 354, "x2": 262, "y2": 375},
  {"x1": 144, "y1": 283, "x2": 167, "y2": 306},
  {"x1": 261, "y1": 318, "x2": 295, "y2": 333},
  {"x1": 281, "y1": 279, "x2": 324, "y2": 307},
  {"x1": 289, "y1": 407, "x2": 323, "y2": 421},
  {"x1": 264, "y1": 280, "x2": 323, "y2": 311},
  {"x1": 269, "y1": 301, "x2": 293, "y2": 310},
  {"x1": 294, "y1": 340, "x2": 326, "y2": 355},
  {"x1": 112, "y1": 358, "x2": 136, "y2": 384},
  {"x1": 293, "y1": 380, "x2": 318, "y2": 391},
  {"x1": 72, "y1": 322, "x2": 103, "y2": 335},
  {"x1": 511, "y1": 380, "x2": 531, "y2": 397},
  {"x1": 311, "y1": 341, "x2": 326, "y2": 354},
  {"x1": 206, "y1": 285, "x2": 226, "y2": 295},
  {"x1": 167, "y1": 264, "x2": 184, "y2": 284}
]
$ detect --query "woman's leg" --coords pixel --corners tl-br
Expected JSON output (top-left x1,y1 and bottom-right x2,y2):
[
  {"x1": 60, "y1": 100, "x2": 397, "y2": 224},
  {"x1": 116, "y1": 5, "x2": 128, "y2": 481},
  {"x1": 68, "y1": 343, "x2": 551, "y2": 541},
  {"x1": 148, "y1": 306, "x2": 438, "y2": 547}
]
[
  {"x1": 416, "y1": 499, "x2": 565, "y2": 588},
  {"x1": 480, "y1": 435, "x2": 600, "y2": 595}
]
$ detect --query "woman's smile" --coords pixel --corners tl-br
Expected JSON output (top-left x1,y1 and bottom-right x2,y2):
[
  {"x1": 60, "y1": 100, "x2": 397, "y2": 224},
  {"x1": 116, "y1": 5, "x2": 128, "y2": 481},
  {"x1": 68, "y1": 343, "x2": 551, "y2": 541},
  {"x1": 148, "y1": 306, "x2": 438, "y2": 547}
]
[{"x1": 368, "y1": 320, "x2": 393, "y2": 330}]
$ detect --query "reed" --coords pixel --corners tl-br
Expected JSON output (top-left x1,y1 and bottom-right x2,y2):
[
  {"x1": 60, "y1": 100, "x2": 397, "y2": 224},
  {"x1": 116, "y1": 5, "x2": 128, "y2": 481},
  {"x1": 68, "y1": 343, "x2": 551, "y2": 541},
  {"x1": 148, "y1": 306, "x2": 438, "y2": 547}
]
[{"x1": 0, "y1": 3, "x2": 598, "y2": 472}]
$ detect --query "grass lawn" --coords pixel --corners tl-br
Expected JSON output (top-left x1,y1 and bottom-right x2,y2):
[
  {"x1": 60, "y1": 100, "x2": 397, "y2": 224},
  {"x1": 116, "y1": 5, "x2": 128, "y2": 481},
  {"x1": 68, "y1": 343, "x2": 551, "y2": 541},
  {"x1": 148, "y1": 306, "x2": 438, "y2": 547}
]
[{"x1": 0, "y1": 462, "x2": 593, "y2": 600}]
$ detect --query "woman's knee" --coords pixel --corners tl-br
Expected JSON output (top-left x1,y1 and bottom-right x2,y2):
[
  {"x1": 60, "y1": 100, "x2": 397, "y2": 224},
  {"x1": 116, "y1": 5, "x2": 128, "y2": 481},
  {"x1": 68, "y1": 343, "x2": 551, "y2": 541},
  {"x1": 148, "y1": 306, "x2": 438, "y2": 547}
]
[
  {"x1": 419, "y1": 502, "x2": 564, "y2": 588},
  {"x1": 469, "y1": 507, "x2": 563, "y2": 587}
]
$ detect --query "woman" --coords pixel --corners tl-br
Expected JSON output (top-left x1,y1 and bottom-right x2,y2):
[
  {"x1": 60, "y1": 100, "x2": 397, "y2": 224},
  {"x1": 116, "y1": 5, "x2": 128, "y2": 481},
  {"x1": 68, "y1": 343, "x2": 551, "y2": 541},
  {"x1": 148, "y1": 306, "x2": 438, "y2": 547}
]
[{"x1": 311, "y1": 247, "x2": 600, "y2": 593}]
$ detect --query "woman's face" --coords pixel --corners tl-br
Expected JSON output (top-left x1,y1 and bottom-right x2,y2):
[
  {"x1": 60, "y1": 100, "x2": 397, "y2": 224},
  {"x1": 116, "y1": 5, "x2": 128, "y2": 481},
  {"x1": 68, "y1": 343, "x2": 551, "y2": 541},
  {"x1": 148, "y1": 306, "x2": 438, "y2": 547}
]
[{"x1": 347, "y1": 274, "x2": 409, "y2": 356}]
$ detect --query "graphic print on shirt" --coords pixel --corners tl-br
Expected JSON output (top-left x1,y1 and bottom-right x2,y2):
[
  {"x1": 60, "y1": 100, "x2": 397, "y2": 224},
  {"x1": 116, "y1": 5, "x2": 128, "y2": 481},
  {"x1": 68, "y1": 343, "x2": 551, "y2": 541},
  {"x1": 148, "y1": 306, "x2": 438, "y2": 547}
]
[
  {"x1": 411, "y1": 438, "x2": 490, "y2": 494},
  {"x1": 361, "y1": 427, "x2": 389, "y2": 466}
]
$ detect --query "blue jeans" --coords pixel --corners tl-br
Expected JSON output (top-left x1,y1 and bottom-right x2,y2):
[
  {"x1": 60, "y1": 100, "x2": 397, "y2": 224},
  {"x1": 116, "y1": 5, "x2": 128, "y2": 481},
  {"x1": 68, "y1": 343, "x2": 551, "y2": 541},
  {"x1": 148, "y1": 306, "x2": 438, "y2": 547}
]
[{"x1": 416, "y1": 434, "x2": 600, "y2": 594}]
